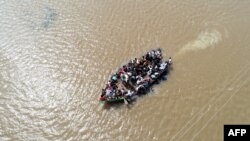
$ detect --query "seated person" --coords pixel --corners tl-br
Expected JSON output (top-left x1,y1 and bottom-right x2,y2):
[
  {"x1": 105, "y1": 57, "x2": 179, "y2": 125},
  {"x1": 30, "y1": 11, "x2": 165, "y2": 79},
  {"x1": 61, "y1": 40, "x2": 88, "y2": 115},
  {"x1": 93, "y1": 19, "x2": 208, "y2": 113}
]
[
  {"x1": 150, "y1": 72, "x2": 159, "y2": 79},
  {"x1": 111, "y1": 74, "x2": 118, "y2": 81},
  {"x1": 136, "y1": 75, "x2": 143, "y2": 85},
  {"x1": 160, "y1": 61, "x2": 167, "y2": 70},
  {"x1": 125, "y1": 90, "x2": 134, "y2": 97}
]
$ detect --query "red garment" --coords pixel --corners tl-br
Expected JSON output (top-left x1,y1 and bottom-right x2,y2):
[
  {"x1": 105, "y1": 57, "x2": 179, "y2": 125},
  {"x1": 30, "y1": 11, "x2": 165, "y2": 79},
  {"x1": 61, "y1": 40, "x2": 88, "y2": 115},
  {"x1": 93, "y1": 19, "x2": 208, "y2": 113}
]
[{"x1": 99, "y1": 96, "x2": 105, "y2": 101}]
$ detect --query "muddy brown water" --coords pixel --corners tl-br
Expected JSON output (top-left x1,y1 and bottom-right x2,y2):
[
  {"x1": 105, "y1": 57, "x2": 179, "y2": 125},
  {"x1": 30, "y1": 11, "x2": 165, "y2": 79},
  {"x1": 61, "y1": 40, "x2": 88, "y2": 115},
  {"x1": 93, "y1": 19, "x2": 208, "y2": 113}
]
[{"x1": 1, "y1": 0, "x2": 250, "y2": 141}]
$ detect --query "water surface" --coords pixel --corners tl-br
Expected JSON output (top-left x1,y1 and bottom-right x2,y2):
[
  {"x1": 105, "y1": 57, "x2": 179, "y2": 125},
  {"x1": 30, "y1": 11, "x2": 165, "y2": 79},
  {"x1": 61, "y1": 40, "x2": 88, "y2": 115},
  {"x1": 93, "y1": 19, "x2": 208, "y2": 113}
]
[{"x1": 1, "y1": 0, "x2": 250, "y2": 140}]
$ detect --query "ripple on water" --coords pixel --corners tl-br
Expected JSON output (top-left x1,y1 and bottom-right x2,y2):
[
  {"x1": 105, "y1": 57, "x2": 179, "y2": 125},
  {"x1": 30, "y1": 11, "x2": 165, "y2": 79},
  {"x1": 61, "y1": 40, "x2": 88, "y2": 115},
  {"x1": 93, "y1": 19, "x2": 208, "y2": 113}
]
[{"x1": 178, "y1": 29, "x2": 222, "y2": 55}]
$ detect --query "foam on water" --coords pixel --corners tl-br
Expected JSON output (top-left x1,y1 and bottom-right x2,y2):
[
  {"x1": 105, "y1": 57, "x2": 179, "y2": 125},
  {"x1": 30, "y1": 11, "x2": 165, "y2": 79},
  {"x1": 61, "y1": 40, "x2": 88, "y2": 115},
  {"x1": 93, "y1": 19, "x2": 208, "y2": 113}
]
[{"x1": 178, "y1": 29, "x2": 222, "y2": 55}]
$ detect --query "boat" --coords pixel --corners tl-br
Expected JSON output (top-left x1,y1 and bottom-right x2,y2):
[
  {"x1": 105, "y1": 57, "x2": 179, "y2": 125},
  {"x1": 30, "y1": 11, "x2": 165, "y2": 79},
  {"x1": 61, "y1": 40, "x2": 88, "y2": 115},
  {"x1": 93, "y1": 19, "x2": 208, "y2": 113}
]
[{"x1": 99, "y1": 48, "x2": 172, "y2": 104}]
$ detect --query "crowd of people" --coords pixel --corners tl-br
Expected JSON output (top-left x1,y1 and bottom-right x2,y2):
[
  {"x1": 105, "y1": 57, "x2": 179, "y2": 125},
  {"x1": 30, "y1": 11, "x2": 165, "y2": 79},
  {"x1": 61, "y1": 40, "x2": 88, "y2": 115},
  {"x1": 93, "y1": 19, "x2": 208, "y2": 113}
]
[{"x1": 100, "y1": 49, "x2": 172, "y2": 101}]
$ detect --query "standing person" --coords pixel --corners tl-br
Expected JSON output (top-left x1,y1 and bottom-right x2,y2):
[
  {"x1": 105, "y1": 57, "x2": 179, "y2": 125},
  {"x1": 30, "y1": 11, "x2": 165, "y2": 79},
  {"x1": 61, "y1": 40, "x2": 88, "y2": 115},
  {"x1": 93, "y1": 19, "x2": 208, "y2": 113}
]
[
  {"x1": 100, "y1": 89, "x2": 106, "y2": 98},
  {"x1": 168, "y1": 57, "x2": 172, "y2": 65},
  {"x1": 136, "y1": 58, "x2": 140, "y2": 65}
]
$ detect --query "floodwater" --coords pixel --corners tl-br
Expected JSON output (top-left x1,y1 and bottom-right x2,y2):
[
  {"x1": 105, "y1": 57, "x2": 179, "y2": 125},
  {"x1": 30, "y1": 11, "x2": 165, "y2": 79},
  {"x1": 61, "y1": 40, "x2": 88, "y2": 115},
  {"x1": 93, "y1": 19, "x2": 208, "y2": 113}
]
[{"x1": 1, "y1": 0, "x2": 250, "y2": 140}]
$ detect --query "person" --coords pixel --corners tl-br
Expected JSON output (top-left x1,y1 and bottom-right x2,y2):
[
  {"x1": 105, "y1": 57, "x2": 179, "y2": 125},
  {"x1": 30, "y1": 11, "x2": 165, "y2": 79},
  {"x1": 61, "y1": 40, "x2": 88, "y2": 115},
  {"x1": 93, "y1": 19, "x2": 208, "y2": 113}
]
[
  {"x1": 135, "y1": 67, "x2": 142, "y2": 75},
  {"x1": 105, "y1": 88, "x2": 112, "y2": 97},
  {"x1": 147, "y1": 67, "x2": 152, "y2": 75},
  {"x1": 127, "y1": 66, "x2": 132, "y2": 72},
  {"x1": 123, "y1": 65, "x2": 127, "y2": 72},
  {"x1": 150, "y1": 72, "x2": 159, "y2": 79},
  {"x1": 100, "y1": 89, "x2": 106, "y2": 99},
  {"x1": 111, "y1": 89, "x2": 116, "y2": 98},
  {"x1": 131, "y1": 75, "x2": 137, "y2": 84},
  {"x1": 168, "y1": 57, "x2": 172, "y2": 65},
  {"x1": 105, "y1": 80, "x2": 112, "y2": 89},
  {"x1": 110, "y1": 80, "x2": 116, "y2": 87},
  {"x1": 121, "y1": 73, "x2": 129, "y2": 83},
  {"x1": 131, "y1": 58, "x2": 136, "y2": 64},
  {"x1": 111, "y1": 74, "x2": 117, "y2": 81},
  {"x1": 121, "y1": 88, "x2": 126, "y2": 96},
  {"x1": 116, "y1": 72, "x2": 120, "y2": 79},
  {"x1": 135, "y1": 58, "x2": 140, "y2": 65},
  {"x1": 117, "y1": 90, "x2": 122, "y2": 96},
  {"x1": 124, "y1": 73, "x2": 129, "y2": 82},
  {"x1": 127, "y1": 71, "x2": 132, "y2": 76},
  {"x1": 118, "y1": 67, "x2": 124, "y2": 75},
  {"x1": 150, "y1": 51, "x2": 154, "y2": 61},
  {"x1": 156, "y1": 48, "x2": 161, "y2": 53},
  {"x1": 154, "y1": 65, "x2": 159, "y2": 71},
  {"x1": 136, "y1": 79, "x2": 142, "y2": 85},
  {"x1": 160, "y1": 61, "x2": 167, "y2": 70},
  {"x1": 148, "y1": 64, "x2": 153, "y2": 70},
  {"x1": 136, "y1": 84, "x2": 146, "y2": 94},
  {"x1": 155, "y1": 49, "x2": 161, "y2": 57},
  {"x1": 142, "y1": 59, "x2": 148, "y2": 66},
  {"x1": 126, "y1": 90, "x2": 134, "y2": 97},
  {"x1": 142, "y1": 79, "x2": 149, "y2": 88},
  {"x1": 146, "y1": 52, "x2": 151, "y2": 60},
  {"x1": 151, "y1": 74, "x2": 157, "y2": 79},
  {"x1": 136, "y1": 75, "x2": 143, "y2": 85},
  {"x1": 147, "y1": 65, "x2": 153, "y2": 75}
]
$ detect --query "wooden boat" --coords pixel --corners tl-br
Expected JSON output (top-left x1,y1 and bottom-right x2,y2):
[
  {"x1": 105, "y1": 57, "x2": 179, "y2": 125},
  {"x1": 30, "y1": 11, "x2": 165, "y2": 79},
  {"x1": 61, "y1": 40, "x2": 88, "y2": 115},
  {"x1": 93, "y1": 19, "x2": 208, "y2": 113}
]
[{"x1": 99, "y1": 49, "x2": 172, "y2": 104}]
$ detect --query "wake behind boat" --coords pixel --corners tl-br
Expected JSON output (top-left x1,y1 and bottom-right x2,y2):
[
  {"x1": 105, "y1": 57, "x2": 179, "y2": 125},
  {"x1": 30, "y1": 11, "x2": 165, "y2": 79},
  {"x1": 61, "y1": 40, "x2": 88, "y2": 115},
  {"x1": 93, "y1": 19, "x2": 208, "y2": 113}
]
[{"x1": 99, "y1": 48, "x2": 172, "y2": 104}]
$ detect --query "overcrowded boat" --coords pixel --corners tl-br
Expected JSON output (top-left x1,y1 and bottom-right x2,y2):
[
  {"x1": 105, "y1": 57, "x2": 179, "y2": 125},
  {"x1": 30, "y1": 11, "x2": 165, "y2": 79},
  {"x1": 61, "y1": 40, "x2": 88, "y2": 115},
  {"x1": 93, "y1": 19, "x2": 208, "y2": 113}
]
[{"x1": 99, "y1": 48, "x2": 172, "y2": 104}]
